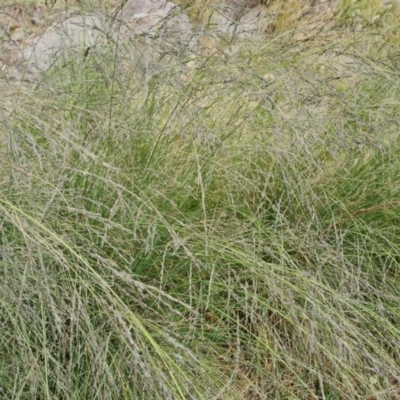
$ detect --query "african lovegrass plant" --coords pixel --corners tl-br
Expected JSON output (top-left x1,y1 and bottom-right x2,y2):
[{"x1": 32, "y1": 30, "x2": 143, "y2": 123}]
[{"x1": 1, "y1": 1, "x2": 400, "y2": 399}]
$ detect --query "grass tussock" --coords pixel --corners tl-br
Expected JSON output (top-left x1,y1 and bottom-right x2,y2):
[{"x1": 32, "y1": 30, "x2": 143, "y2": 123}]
[{"x1": 1, "y1": 1, "x2": 400, "y2": 399}]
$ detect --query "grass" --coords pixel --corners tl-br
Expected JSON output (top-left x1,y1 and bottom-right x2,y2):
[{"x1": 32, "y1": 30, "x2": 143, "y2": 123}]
[{"x1": 1, "y1": 0, "x2": 400, "y2": 399}]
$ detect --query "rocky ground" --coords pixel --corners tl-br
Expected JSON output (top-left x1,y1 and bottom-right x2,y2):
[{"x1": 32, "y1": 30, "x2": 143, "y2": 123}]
[
  {"x1": 1, "y1": 0, "x2": 396, "y2": 99},
  {"x1": 0, "y1": 0, "x2": 344, "y2": 86}
]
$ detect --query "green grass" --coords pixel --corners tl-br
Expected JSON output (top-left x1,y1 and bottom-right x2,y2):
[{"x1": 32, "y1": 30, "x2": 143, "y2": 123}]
[{"x1": 1, "y1": 1, "x2": 400, "y2": 399}]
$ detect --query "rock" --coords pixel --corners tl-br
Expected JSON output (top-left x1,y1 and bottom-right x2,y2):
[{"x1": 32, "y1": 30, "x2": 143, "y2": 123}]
[
  {"x1": 112, "y1": 0, "x2": 191, "y2": 39},
  {"x1": 112, "y1": 0, "x2": 195, "y2": 58},
  {"x1": 13, "y1": 0, "x2": 195, "y2": 83},
  {"x1": 3, "y1": 0, "x2": 271, "y2": 85},
  {"x1": 215, "y1": 0, "x2": 266, "y2": 34},
  {"x1": 222, "y1": 0, "x2": 260, "y2": 22},
  {"x1": 22, "y1": 15, "x2": 103, "y2": 77},
  {"x1": 114, "y1": 0, "x2": 173, "y2": 18},
  {"x1": 238, "y1": 4, "x2": 273, "y2": 34}
]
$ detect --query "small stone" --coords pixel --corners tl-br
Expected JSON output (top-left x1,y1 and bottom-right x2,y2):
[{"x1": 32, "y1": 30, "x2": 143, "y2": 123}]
[
  {"x1": 30, "y1": 17, "x2": 43, "y2": 26},
  {"x1": 263, "y1": 73, "x2": 275, "y2": 83},
  {"x1": 10, "y1": 29, "x2": 24, "y2": 42},
  {"x1": 133, "y1": 13, "x2": 149, "y2": 20}
]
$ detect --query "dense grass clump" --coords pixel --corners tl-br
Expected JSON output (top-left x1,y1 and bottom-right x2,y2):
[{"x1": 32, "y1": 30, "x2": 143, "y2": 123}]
[{"x1": 1, "y1": 1, "x2": 400, "y2": 399}]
